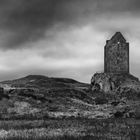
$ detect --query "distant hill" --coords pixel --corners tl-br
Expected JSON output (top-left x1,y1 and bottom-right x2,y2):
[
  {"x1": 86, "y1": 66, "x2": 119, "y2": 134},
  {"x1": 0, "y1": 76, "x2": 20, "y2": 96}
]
[{"x1": 1, "y1": 75, "x2": 89, "y2": 89}]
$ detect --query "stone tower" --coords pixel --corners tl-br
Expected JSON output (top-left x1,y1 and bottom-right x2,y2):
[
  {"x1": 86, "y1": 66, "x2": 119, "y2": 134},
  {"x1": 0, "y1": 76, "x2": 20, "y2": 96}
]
[{"x1": 104, "y1": 32, "x2": 129, "y2": 73}]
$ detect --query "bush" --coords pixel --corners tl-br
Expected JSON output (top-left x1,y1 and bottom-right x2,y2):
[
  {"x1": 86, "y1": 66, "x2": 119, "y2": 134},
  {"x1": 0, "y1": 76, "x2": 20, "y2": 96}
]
[
  {"x1": 95, "y1": 96, "x2": 108, "y2": 105},
  {"x1": 135, "y1": 108, "x2": 140, "y2": 119}
]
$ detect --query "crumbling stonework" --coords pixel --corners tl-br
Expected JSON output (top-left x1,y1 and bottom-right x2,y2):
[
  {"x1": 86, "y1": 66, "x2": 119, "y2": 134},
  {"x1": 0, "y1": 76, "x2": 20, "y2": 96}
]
[{"x1": 104, "y1": 32, "x2": 129, "y2": 73}]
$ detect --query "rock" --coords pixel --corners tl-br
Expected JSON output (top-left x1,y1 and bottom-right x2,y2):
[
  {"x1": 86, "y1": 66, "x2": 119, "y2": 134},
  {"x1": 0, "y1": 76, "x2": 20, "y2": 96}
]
[
  {"x1": 117, "y1": 87, "x2": 139, "y2": 99},
  {"x1": 91, "y1": 72, "x2": 140, "y2": 94},
  {"x1": 91, "y1": 73, "x2": 115, "y2": 93}
]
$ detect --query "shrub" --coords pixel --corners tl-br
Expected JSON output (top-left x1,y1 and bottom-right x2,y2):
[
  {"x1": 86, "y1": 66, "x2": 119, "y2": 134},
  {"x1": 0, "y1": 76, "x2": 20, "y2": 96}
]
[
  {"x1": 135, "y1": 108, "x2": 140, "y2": 119},
  {"x1": 95, "y1": 96, "x2": 108, "y2": 105}
]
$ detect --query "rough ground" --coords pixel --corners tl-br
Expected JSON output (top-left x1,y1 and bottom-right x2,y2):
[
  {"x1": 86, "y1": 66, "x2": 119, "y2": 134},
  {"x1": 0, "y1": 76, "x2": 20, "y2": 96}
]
[{"x1": 0, "y1": 74, "x2": 139, "y2": 119}]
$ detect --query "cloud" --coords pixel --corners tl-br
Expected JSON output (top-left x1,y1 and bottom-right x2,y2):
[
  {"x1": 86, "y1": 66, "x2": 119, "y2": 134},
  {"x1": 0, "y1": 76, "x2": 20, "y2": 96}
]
[
  {"x1": 0, "y1": 0, "x2": 140, "y2": 82},
  {"x1": 0, "y1": 0, "x2": 140, "y2": 49},
  {"x1": 0, "y1": 25, "x2": 105, "y2": 82}
]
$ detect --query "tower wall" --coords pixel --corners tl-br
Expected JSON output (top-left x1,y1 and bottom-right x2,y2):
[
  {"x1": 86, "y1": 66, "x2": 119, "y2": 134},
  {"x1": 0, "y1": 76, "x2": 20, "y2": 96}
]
[{"x1": 104, "y1": 33, "x2": 129, "y2": 73}]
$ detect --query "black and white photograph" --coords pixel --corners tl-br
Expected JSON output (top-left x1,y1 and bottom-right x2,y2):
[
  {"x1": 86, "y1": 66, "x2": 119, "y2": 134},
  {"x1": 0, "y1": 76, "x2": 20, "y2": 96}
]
[{"x1": 0, "y1": 0, "x2": 139, "y2": 139}]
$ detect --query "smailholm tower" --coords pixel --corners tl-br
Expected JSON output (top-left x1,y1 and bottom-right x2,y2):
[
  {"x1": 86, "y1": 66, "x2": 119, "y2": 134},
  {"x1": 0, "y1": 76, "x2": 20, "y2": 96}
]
[{"x1": 104, "y1": 32, "x2": 129, "y2": 73}]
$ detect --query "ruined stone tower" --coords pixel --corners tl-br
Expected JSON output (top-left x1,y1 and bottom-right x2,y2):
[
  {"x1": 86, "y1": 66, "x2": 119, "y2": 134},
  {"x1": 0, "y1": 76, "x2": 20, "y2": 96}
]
[{"x1": 104, "y1": 32, "x2": 129, "y2": 73}]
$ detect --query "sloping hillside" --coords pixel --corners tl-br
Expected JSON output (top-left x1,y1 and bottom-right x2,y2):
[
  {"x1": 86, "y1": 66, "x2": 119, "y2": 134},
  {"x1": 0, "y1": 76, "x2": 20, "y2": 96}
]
[
  {"x1": 0, "y1": 75, "x2": 94, "y2": 119},
  {"x1": 0, "y1": 74, "x2": 139, "y2": 120}
]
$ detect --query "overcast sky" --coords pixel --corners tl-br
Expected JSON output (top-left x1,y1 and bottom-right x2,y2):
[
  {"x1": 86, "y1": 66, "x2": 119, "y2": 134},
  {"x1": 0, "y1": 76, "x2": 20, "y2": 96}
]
[{"x1": 0, "y1": 0, "x2": 140, "y2": 83}]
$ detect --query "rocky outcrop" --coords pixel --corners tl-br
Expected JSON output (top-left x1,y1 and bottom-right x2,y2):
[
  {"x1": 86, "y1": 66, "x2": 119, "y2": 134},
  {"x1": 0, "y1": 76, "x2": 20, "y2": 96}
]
[
  {"x1": 91, "y1": 73, "x2": 139, "y2": 94},
  {"x1": 91, "y1": 73, "x2": 115, "y2": 93}
]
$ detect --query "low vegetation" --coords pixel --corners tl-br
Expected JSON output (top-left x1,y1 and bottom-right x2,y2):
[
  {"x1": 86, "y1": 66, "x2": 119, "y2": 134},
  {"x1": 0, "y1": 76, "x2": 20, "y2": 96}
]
[
  {"x1": 0, "y1": 118, "x2": 139, "y2": 140},
  {"x1": 0, "y1": 75, "x2": 139, "y2": 139}
]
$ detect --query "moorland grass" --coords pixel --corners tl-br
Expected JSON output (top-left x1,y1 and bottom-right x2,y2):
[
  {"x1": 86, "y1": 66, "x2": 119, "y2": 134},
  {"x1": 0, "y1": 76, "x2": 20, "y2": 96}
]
[{"x1": 0, "y1": 118, "x2": 139, "y2": 140}]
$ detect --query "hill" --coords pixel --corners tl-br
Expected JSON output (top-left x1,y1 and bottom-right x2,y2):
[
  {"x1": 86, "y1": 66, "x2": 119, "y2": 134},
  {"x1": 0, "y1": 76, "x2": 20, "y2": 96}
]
[
  {"x1": 0, "y1": 74, "x2": 139, "y2": 120},
  {"x1": 1, "y1": 75, "x2": 88, "y2": 89},
  {"x1": 0, "y1": 75, "x2": 93, "y2": 119}
]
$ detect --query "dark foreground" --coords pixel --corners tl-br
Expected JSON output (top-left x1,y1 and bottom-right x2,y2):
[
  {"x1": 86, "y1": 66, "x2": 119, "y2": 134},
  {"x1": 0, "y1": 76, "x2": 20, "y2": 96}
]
[{"x1": 0, "y1": 118, "x2": 139, "y2": 140}]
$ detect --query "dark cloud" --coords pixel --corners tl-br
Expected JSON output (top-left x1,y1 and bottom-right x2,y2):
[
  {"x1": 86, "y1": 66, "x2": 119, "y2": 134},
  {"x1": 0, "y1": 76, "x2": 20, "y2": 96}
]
[{"x1": 0, "y1": 0, "x2": 140, "y2": 49}]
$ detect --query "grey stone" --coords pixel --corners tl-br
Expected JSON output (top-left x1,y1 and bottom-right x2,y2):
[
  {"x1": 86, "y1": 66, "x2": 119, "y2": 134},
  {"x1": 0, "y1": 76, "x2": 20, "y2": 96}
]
[{"x1": 104, "y1": 32, "x2": 129, "y2": 73}]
